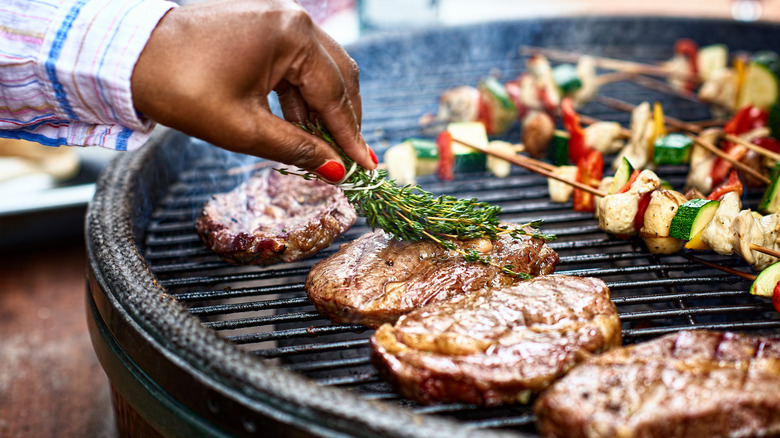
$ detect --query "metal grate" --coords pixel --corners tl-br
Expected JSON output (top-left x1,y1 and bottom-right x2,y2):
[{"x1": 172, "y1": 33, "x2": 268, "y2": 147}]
[{"x1": 141, "y1": 40, "x2": 780, "y2": 435}]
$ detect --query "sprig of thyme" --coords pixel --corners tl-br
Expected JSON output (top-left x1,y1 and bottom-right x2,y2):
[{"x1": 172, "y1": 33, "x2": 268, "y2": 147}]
[{"x1": 276, "y1": 121, "x2": 556, "y2": 278}]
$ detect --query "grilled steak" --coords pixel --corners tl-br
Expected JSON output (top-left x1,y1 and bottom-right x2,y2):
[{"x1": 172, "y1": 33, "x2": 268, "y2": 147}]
[
  {"x1": 196, "y1": 167, "x2": 356, "y2": 265},
  {"x1": 534, "y1": 330, "x2": 780, "y2": 438},
  {"x1": 370, "y1": 275, "x2": 621, "y2": 406},
  {"x1": 305, "y1": 228, "x2": 559, "y2": 328}
]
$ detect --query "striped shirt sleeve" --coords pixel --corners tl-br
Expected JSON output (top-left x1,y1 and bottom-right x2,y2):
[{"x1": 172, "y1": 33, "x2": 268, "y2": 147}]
[{"x1": 0, "y1": 0, "x2": 177, "y2": 151}]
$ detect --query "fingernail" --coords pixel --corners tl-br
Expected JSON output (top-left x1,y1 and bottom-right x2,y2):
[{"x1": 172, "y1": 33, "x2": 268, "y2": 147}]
[
  {"x1": 368, "y1": 147, "x2": 378, "y2": 165},
  {"x1": 315, "y1": 160, "x2": 346, "y2": 182}
]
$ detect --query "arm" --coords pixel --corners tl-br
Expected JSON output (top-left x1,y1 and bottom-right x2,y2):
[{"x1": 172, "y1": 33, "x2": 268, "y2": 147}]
[{"x1": 130, "y1": 0, "x2": 376, "y2": 179}]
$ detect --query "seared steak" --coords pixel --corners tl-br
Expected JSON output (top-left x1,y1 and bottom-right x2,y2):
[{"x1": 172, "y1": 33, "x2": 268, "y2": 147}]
[
  {"x1": 534, "y1": 330, "x2": 780, "y2": 438},
  {"x1": 370, "y1": 275, "x2": 621, "y2": 406},
  {"x1": 305, "y1": 228, "x2": 559, "y2": 328},
  {"x1": 196, "y1": 167, "x2": 356, "y2": 265}
]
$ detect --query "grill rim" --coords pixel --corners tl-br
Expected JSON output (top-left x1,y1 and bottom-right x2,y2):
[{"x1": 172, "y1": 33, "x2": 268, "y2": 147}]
[{"x1": 86, "y1": 127, "x2": 526, "y2": 438}]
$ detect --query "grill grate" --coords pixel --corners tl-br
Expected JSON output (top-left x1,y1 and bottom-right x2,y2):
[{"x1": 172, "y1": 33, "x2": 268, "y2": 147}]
[{"x1": 139, "y1": 36, "x2": 780, "y2": 435}]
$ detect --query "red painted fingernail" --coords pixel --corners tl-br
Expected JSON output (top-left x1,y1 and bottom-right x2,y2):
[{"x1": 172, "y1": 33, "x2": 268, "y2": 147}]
[
  {"x1": 315, "y1": 160, "x2": 346, "y2": 182},
  {"x1": 368, "y1": 147, "x2": 378, "y2": 165}
]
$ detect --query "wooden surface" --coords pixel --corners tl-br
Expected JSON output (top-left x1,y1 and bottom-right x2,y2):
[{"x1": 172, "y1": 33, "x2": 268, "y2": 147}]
[{"x1": 0, "y1": 238, "x2": 118, "y2": 438}]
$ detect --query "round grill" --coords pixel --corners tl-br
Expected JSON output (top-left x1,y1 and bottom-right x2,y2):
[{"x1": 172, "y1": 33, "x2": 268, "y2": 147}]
[{"x1": 86, "y1": 17, "x2": 780, "y2": 437}]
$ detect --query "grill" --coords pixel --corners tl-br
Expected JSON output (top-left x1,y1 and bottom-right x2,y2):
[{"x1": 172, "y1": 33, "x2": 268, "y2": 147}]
[{"x1": 86, "y1": 16, "x2": 780, "y2": 438}]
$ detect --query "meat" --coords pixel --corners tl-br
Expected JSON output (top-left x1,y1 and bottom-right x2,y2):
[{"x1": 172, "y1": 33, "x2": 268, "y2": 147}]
[
  {"x1": 534, "y1": 330, "x2": 780, "y2": 438},
  {"x1": 370, "y1": 275, "x2": 621, "y2": 406},
  {"x1": 598, "y1": 169, "x2": 662, "y2": 236},
  {"x1": 305, "y1": 228, "x2": 559, "y2": 328},
  {"x1": 195, "y1": 167, "x2": 356, "y2": 265}
]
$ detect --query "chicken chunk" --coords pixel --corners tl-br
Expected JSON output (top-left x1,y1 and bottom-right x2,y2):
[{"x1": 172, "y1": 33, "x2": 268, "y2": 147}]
[{"x1": 598, "y1": 170, "x2": 662, "y2": 236}]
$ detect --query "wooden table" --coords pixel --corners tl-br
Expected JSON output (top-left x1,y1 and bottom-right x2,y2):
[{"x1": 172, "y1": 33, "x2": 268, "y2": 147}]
[{"x1": 0, "y1": 238, "x2": 117, "y2": 437}]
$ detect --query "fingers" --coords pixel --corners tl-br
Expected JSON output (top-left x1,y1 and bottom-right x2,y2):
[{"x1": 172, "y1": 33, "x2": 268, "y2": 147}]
[
  {"x1": 313, "y1": 26, "x2": 363, "y2": 122},
  {"x1": 291, "y1": 43, "x2": 376, "y2": 170}
]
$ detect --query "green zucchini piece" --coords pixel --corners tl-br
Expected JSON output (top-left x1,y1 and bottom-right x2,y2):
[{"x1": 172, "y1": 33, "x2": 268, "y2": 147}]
[
  {"x1": 653, "y1": 133, "x2": 693, "y2": 165},
  {"x1": 697, "y1": 44, "x2": 729, "y2": 81},
  {"x1": 548, "y1": 130, "x2": 569, "y2": 166},
  {"x1": 759, "y1": 162, "x2": 780, "y2": 214},
  {"x1": 552, "y1": 64, "x2": 582, "y2": 94},
  {"x1": 607, "y1": 157, "x2": 635, "y2": 194},
  {"x1": 769, "y1": 103, "x2": 780, "y2": 140},
  {"x1": 478, "y1": 76, "x2": 516, "y2": 135},
  {"x1": 447, "y1": 122, "x2": 488, "y2": 174},
  {"x1": 668, "y1": 198, "x2": 720, "y2": 240},
  {"x1": 738, "y1": 51, "x2": 780, "y2": 109},
  {"x1": 750, "y1": 260, "x2": 780, "y2": 297}
]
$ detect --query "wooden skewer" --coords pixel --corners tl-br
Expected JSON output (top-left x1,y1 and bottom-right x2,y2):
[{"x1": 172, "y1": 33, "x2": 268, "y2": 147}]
[
  {"x1": 723, "y1": 132, "x2": 780, "y2": 163},
  {"x1": 450, "y1": 137, "x2": 607, "y2": 197},
  {"x1": 520, "y1": 46, "x2": 699, "y2": 82},
  {"x1": 687, "y1": 134, "x2": 770, "y2": 185},
  {"x1": 749, "y1": 243, "x2": 780, "y2": 259},
  {"x1": 594, "y1": 95, "x2": 771, "y2": 185},
  {"x1": 682, "y1": 254, "x2": 756, "y2": 281}
]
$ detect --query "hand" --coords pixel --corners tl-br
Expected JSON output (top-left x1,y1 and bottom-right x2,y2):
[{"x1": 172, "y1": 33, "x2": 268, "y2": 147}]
[{"x1": 131, "y1": 0, "x2": 376, "y2": 181}]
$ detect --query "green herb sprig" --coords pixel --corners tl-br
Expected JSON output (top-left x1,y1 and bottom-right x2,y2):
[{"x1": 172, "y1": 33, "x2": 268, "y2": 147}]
[{"x1": 276, "y1": 121, "x2": 556, "y2": 278}]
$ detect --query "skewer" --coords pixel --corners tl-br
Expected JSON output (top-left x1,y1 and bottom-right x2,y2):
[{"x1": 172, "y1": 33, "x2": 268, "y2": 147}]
[
  {"x1": 749, "y1": 243, "x2": 780, "y2": 259},
  {"x1": 723, "y1": 132, "x2": 780, "y2": 163},
  {"x1": 594, "y1": 95, "x2": 771, "y2": 185},
  {"x1": 688, "y1": 134, "x2": 771, "y2": 185},
  {"x1": 682, "y1": 254, "x2": 756, "y2": 281},
  {"x1": 450, "y1": 137, "x2": 607, "y2": 197},
  {"x1": 520, "y1": 45, "x2": 699, "y2": 82}
]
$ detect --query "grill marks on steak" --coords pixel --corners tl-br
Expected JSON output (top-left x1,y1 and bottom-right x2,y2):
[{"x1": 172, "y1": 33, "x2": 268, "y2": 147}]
[
  {"x1": 196, "y1": 167, "x2": 356, "y2": 265},
  {"x1": 534, "y1": 330, "x2": 780, "y2": 438},
  {"x1": 305, "y1": 229, "x2": 559, "y2": 328},
  {"x1": 370, "y1": 275, "x2": 621, "y2": 406}
]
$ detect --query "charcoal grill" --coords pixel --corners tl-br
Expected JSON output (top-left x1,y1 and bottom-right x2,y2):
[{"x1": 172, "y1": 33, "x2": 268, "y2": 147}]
[{"x1": 86, "y1": 16, "x2": 780, "y2": 438}]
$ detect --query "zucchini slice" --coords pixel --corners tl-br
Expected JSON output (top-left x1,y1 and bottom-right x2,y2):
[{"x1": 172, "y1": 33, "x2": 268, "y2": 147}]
[
  {"x1": 697, "y1": 44, "x2": 729, "y2": 81},
  {"x1": 607, "y1": 157, "x2": 635, "y2": 194},
  {"x1": 759, "y1": 163, "x2": 780, "y2": 214},
  {"x1": 750, "y1": 260, "x2": 780, "y2": 297},
  {"x1": 653, "y1": 133, "x2": 693, "y2": 165},
  {"x1": 738, "y1": 51, "x2": 780, "y2": 109},
  {"x1": 669, "y1": 198, "x2": 720, "y2": 240},
  {"x1": 447, "y1": 122, "x2": 488, "y2": 174},
  {"x1": 552, "y1": 63, "x2": 582, "y2": 94}
]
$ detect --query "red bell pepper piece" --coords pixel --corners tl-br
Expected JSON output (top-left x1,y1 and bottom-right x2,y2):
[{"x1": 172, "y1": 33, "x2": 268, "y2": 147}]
[
  {"x1": 435, "y1": 130, "x2": 455, "y2": 181},
  {"x1": 707, "y1": 170, "x2": 743, "y2": 200},
  {"x1": 753, "y1": 136, "x2": 780, "y2": 154},
  {"x1": 724, "y1": 105, "x2": 768, "y2": 135},
  {"x1": 476, "y1": 95, "x2": 493, "y2": 135},
  {"x1": 615, "y1": 169, "x2": 642, "y2": 194},
  {"x1": 634, "y1": 192, "x2": 653, "y2": 231},
  {"x1": 561, "y1": 97, "x2": 591, "y2": 164},
  {"x1": 773, "y1": 281, "x2": 780, "y2": 313},
  {"x1": 674, "y1": 38, "x2": 699, "y2": 92},
  {"x1": 573, "y1": 149, "x2": 604, "y2": 212},
  {"x1": 710, "y1": 144, "x2": 748, "y2": 187}
]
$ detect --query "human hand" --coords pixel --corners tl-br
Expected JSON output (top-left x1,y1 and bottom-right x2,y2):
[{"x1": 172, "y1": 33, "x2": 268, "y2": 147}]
[{"x1": 131, "y1": 0, "x2": 376, "y2": 181}]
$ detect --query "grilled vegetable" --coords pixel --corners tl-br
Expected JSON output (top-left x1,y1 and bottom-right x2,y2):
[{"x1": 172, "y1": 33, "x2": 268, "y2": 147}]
[
  {"x1": 653, "y1": 133, "x2": 692, "y2": 165},
  {"x1": 697, "y1": 43, "x2": 729, "y2": 81},
  {"x1": 436, "y1": 122, "x2": 489, "y2": 180},
  {"x1": 477, "y1": 76, "x2": 517, "y2": 135},
  {"x1": 521, "y1": 111, "x2": 555, "y2": 158},
  {"x1": 669, "y1": 198, "x2": 720, "y2": 240},
  {"x1": 552, "y1": 63, "x2": 582, "y2": 94},
  {"x1": 548, "y1": 130, "x2": 569, "y2": 166},
  {"x1": 759, "y1": 163, "x2": 780, "y2": 213},
  {"x1": 750, "y1": 260, "x2": 780, "y2": 298},
  {"x1": 737, "y1": 51, "x2": 780, "y2": 109},
  {"x1": 608, "y1": 158, "x2": 636, "y2": 194},
  {"x1": 573, "y1": 150, "x2": 603, "y2": 212},
  {"x1": 561, "y1": 97, "x2": 591, "y2": 164}
]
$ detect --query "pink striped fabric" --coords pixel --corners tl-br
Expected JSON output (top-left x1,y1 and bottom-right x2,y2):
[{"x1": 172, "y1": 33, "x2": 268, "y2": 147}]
[{"x1": 0, "y1": 0, "x2": 176, "y2": 150}]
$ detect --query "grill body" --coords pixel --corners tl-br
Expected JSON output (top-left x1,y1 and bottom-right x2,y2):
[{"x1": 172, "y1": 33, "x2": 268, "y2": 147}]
[{"x1": 87, "y1": 17, "x2": 780, "y2": 438}]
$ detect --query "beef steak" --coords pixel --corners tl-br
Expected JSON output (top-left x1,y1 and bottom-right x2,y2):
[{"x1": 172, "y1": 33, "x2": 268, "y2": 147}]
[
  {"x1": 196, "y1": 167, "x2": 356, "y2": 265},
  {"x1": 534, "y1": 330, "x2": 780, "y2": 438},
  {"x1": 305, "y1": 228, "x2": 559, "y2": 328},
  {"x1": 370, "y1": 275, "x2": 621, "y2": 406}
]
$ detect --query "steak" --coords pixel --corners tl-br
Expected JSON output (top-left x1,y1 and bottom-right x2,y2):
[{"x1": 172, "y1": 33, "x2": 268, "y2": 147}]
[
  {"x1": 196, "y1": 167, "x2": 356, "y2": 265},
  {"x1": 534, "y1": 330, "x2": 780, "y2": 438},
  {"x1": 370, "y1": 275, "x2": 621, "y2": 406},
  {"x1": 305, "y1": 228, "x2": 559, "y2": 328}
]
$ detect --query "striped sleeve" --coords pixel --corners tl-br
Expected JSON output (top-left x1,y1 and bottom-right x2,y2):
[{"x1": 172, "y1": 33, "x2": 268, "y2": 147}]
[{"x1": 0, "y1": 0, "x2": 177, "y2": 151}]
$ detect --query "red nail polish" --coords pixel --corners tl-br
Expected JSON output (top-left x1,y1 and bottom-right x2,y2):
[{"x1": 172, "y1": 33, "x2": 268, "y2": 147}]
[
  {"x1": 368, "y1": 147, "x2": 378, "y2": 165},
  {"x1": 315, "y1": 160, "x2": 346, "y2": 182}
]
